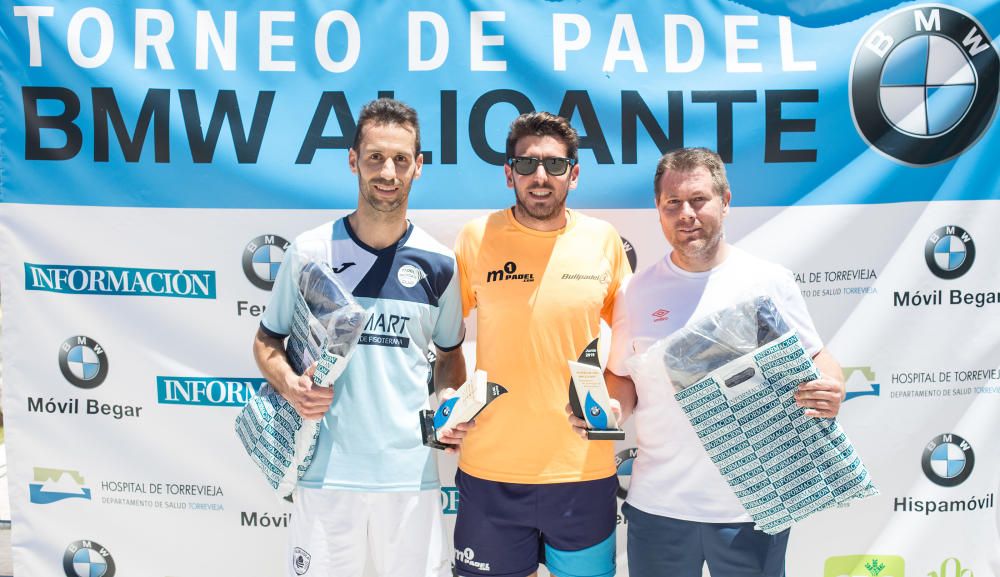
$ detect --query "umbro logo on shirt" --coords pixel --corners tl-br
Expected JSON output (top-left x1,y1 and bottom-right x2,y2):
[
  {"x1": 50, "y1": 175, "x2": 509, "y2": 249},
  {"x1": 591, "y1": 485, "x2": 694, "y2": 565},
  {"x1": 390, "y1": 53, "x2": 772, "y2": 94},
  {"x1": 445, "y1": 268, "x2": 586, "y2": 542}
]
[
  {"x1": 332, "y1": 262, "x2": 356, "y2": 273},
  {"x1": 651, "y1": 309, "x2": 670, "y2": 322}
]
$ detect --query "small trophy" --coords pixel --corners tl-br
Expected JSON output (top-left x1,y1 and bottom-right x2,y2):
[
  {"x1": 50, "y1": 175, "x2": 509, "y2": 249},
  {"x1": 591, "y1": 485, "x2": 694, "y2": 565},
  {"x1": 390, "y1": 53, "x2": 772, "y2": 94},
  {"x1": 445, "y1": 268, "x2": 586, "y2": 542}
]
[
  {"x1": 568, "y1": 338, "x2": 625, "y2": 440},
  {"x1": 420, "y1": 370, "x2": 507, "y2": 450}
]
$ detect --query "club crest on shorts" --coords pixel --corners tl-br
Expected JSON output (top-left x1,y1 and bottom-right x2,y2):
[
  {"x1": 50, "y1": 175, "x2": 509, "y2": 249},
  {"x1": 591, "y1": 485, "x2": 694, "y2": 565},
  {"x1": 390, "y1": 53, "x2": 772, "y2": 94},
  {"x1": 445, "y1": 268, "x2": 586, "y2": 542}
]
[
  {"x1": 292, "y1": 547, "x2": 311, "y2": 575},
  {"x1": 850, "y1": 4, "x2": 999, "y2": 165}
]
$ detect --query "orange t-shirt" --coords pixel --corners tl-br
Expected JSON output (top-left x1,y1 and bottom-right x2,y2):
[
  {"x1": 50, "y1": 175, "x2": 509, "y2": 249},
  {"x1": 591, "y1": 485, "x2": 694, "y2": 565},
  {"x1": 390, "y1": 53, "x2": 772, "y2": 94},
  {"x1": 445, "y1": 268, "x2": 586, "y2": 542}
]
[{"x1": 454, "y1": 208, "x2": 631, "y2": 483}]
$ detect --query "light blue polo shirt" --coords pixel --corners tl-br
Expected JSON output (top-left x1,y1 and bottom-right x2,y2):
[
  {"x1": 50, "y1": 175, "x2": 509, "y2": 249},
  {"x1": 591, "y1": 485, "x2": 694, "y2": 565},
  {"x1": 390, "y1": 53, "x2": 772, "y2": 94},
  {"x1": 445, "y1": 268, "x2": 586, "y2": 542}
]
[{"x1": 261, "y1": 217, "x2": 464, "y2": 491}]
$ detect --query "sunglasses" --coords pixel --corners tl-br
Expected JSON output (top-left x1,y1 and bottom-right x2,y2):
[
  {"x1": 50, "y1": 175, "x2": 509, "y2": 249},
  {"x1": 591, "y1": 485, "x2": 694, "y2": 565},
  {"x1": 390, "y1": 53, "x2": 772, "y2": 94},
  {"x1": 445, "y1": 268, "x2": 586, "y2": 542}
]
[{"x1": 507, "y1": 156, "x2": 578, "y2": 176}]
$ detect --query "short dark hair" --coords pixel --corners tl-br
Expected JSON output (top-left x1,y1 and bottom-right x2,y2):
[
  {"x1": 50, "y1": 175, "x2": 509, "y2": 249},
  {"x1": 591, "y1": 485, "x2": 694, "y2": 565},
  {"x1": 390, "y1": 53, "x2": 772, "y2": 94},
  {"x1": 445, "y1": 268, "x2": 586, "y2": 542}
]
[
  {"x1": 653, "y1": 147, "x2": 729, "y2": 202},
  {"x1": 352, "y1": 98, "x2": 421, "y2": 155},
  {"x1": 505, "y1": 111, "x2": 579, "y2": 161}
]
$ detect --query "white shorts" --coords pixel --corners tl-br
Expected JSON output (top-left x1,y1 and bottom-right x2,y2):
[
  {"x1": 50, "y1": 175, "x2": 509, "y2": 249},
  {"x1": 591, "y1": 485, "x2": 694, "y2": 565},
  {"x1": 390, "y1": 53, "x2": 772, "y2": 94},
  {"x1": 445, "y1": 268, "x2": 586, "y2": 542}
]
[{"x1": 288, "y1": 486, "x2": 450, "y2": 577}]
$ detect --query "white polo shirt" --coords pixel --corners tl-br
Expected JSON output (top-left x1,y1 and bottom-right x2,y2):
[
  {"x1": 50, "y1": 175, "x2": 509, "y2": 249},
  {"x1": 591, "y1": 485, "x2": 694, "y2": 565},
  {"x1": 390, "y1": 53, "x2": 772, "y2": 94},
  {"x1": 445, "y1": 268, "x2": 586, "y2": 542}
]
[{"x1": 607, "y1": 246, "x2": 822, "y2": 522}]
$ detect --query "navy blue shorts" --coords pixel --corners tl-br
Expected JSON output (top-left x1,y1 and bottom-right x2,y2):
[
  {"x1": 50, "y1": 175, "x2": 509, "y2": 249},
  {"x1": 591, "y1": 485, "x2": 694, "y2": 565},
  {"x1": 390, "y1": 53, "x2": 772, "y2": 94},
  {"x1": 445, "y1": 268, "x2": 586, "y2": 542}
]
[
  {"x1": 623, "y1": 502, "x2": 790, "y2": 577},
  {"x1": 454, "y1": 469, "x2": 617, "y2": 577}
]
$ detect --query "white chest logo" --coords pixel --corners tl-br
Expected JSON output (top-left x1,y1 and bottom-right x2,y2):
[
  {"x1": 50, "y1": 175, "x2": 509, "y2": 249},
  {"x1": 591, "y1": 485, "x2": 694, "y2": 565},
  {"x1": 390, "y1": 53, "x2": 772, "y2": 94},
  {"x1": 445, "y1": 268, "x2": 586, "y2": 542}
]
[{"x1": 397, "y1": 264, "x2": 425, "y2": 288}]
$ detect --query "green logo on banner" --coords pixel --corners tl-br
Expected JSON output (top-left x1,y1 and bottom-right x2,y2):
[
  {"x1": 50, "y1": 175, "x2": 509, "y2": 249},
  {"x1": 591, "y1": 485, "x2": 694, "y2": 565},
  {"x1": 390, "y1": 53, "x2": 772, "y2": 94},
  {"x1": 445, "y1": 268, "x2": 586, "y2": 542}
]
[
  {"x1": 928, "y1": 558, "x2": 973, "y2": 577},
  {"x1": 824, "y1": 555, "x2": 905, "y2": 577}
]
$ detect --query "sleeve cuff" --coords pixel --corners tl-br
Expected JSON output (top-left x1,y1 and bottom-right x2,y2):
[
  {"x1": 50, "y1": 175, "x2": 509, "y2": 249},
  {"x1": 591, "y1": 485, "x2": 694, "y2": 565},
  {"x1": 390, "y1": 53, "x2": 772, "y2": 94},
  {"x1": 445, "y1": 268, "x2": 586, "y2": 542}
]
[
  {"x1": 258, "y1": 322, "x2": 288, "y2": 340},
  {"x1": 434, "y1": 335, "x2": 465, "y2": 353}
]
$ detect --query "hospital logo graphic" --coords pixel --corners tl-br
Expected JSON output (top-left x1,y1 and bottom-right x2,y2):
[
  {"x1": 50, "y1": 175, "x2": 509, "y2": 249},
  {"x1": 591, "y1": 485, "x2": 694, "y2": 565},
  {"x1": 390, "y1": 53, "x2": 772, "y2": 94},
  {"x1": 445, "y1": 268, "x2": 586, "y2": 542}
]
[
  {"x1": 824, "y1": 554, "x2": 905, "y2": 577},
  {"x1": 850, "y1": 5, "x2": 999, "y2": 165},
  {"x1": 292, "y1": 547, "x2": 311, "y2": 575},
  {"x1": 59, "y1": 336, "x2": 108, "y2": 389},
  {"x1": 922, "y1": 433, "x2": 974, "y2": 487},
  {"x1": 29, "y1": 467, "x2": 91, "y2": 504},
  {"x1": 843, "y1": 366, "x2": 880, "y2": 401},
  {"x1": 243, "y1": 235, "x2": 290, "y2": 290},
  {"x1": 925, "y1": 226, "x2": 975, "y2": 279},
  {"x1": 615, "y1": 447, "x2": 638, "y2": 499},
  {"x1": 63, "y1": 540, "x2": 115, "y2": 577}
]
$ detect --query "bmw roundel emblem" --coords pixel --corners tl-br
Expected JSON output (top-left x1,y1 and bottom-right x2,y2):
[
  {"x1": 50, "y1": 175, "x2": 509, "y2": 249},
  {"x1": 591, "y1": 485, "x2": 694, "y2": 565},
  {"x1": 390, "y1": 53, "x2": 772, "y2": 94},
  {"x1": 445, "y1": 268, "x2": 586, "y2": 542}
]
[
  {"x1": 243, "y1": 235, "x2": 291, "y2": 290},
  {"x1": 924, "y1": 225, "x2": 975, "y2": 279},
  {"x1": 922, "y1": 433, "x2": 974, "y2": 487},
  {"x1": 850, "y1": 4, "x2": 999, "y2": 165},
  {"x1": 58, "y1": 336, "x2": 108, "y2": 389},
  {"x1": 615, "y1": 447, "x2": 638, "y2": 499},
  {"x1": 63, "y1": 540, "x2": 115, "y2": 577}
]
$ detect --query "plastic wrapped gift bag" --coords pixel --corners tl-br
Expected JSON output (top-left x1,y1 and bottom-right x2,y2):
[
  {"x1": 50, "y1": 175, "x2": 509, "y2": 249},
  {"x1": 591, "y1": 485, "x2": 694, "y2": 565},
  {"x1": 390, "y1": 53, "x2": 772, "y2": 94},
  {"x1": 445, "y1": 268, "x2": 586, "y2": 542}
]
[
  {"x1": 235, "y1": 258, "x2": 367, "y2": 497},
  {"x1": 628, "y1": 296, "x2": 877, "y2": 534}
]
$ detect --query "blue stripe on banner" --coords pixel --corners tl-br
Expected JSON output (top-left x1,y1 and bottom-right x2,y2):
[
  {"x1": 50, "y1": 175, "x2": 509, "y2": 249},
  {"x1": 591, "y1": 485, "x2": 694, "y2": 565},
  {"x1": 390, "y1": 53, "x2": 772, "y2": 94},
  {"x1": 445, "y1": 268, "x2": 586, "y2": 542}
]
[{"x1": 1, "y1": 2, "x2": 998, "y2": 208}]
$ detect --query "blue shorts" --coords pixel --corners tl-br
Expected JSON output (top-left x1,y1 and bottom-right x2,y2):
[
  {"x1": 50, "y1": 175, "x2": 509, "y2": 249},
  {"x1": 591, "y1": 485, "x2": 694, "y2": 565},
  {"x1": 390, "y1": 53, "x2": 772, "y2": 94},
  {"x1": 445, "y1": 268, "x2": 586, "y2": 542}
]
[
  {"x1": 454, "y1": 469, "x2": 617, "y2": 577},
  {"x1": 623, "y1": 502, "x2": 790, "y2": 577}
]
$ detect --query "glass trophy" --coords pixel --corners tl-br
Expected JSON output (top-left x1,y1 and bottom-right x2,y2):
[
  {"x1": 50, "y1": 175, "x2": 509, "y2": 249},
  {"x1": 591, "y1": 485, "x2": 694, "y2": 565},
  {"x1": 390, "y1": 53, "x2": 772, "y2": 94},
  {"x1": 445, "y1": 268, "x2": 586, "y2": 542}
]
[{"x1": 568, "y1": 338, "x2": 625, "y2": 440}]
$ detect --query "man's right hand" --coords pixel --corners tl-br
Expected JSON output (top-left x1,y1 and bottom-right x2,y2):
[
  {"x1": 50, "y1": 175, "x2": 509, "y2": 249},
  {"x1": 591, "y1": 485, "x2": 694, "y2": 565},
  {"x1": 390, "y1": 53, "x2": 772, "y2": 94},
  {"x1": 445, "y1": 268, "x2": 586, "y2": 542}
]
[
  {"x1": 436, "y1": 387, "x2": 477, "y2": 454},
  {"x1": 565, "y1": 401, "x2": 621, "y2": 440},
  {"x1": 282, "y1": 362, "x2": 335, "y2": 419}
]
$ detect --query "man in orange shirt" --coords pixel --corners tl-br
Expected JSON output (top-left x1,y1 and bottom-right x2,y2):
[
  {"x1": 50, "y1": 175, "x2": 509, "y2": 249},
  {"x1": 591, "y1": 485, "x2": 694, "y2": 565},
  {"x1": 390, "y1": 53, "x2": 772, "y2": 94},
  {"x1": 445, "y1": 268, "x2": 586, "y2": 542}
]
[{"x1": 452, "y1": 112, "x2": 630, "y2": 577}]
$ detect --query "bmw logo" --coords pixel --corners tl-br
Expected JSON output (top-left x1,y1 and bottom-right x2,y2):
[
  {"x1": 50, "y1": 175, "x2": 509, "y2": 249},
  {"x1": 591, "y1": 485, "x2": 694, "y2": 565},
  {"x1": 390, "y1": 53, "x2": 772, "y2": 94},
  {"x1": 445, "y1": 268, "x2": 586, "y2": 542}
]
[
  {"x1": 243, "y1": 235, "x2": 291, "y2": 290},
  {"x1": 850, "y1": 4, "x2": 999, "y2": 165},
  {"x1": 590, "y1": 406, "x2": 602, "y2": 417},
  {"x1": 63, "y1": 540, "x2": 115, "y2": 577},
  {"x1": 58, "y1": 336, "x2": 108, "y2": 389},
  {"x1": 615, "y1": 447, "x2": 638, "y2": 499},
  {"x1": 925, "y1": 225, "x2": 975, "y2": 279},
  {"x1": 922, "y1": 433, "x2": 975, "y2": 487}
]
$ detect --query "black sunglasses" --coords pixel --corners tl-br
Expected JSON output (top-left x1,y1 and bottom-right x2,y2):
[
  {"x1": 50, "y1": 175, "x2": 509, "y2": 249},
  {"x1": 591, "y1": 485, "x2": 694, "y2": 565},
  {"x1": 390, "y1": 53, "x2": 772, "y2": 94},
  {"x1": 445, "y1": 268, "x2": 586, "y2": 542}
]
[{"x1": 507, "y1": 156, "x2": 578, "y2": 176}]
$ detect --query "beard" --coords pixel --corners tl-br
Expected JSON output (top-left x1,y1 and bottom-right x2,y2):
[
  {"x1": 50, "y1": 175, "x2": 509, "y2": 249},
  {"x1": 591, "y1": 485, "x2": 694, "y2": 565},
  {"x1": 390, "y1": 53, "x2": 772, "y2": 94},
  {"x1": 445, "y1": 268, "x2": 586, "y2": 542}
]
[
  {"x1": 514, "y1": 185, "x2": 568, "y2": 222},
  {"x1": 673, "y1": 228, "x2": 725, "y2": 263},
  {"x1": 359, "y1": 176, "x2": 409, "y2": 214}
]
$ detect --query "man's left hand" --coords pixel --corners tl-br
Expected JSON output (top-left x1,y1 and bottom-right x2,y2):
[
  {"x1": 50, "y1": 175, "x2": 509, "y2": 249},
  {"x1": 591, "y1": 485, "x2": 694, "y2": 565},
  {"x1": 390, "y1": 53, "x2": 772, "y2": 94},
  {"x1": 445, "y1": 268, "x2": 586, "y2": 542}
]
[{"x1": 794, "y1": 374, "x2": 844, "y2": 418}]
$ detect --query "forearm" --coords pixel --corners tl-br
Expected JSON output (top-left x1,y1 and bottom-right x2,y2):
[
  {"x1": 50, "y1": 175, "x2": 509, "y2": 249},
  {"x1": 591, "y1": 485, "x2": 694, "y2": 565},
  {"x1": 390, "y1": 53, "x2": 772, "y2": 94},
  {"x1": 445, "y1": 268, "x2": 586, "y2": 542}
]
[
  {"x1": 252, "y1": 328, "x2": 298, "y2": 395},
  {"x1": 812, "y1": 348, "x2": 845, "y2": 399},
  {"x1": 433, "y1": 345, "x2": 468, "y2": 393},
  {"x1": 605, "y1": 369, "x2": 637, "y2": 422}
]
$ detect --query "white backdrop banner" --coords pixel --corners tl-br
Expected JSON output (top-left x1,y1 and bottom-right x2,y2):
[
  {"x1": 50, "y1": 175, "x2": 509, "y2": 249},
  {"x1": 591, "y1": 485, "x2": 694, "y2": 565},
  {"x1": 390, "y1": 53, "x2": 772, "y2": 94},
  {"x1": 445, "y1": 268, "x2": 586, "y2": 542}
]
[{"x1": 1, "y1": 2, "x2": 998, "y2": 577}]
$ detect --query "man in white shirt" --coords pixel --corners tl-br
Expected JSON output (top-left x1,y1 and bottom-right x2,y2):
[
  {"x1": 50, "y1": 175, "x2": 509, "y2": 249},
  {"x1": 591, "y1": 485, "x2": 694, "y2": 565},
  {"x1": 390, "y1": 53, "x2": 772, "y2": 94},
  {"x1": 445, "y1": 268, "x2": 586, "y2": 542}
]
[{"x1": 572, "y1": 147, "x2": 845, "y2": 577}]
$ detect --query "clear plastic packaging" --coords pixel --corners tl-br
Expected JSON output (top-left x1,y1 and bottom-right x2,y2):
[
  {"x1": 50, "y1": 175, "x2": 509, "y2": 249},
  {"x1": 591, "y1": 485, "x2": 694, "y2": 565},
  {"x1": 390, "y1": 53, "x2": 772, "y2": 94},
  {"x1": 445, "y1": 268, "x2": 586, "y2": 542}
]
[
  {"x1": 236, "y1": 254, "x2": 368, "y2": 497},
  {"x1": 628, "y1": 296, "x2": 877, "y2": 534}
]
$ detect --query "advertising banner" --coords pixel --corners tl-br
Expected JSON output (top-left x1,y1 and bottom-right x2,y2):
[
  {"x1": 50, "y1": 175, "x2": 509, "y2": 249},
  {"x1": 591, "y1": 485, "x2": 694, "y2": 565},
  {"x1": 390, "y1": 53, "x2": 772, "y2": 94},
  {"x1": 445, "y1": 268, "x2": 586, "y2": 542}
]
[{"x1": 1, "y1": 2, "x2": 998, "y2": 576}]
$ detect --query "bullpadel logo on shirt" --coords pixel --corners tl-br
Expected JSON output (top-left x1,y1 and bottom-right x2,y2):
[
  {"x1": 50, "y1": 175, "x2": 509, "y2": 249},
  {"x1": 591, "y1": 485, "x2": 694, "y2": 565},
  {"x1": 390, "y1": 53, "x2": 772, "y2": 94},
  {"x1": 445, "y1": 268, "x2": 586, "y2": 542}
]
[
  {"x1": 485, "y1": 261, "x2": 534, "y2": 283},
  {"x1": 561, "y1": 271, "x2": 610, "y2": 284},
  {"x1": 824, "y1": 555, "x2": 905, "y2": 577}
]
